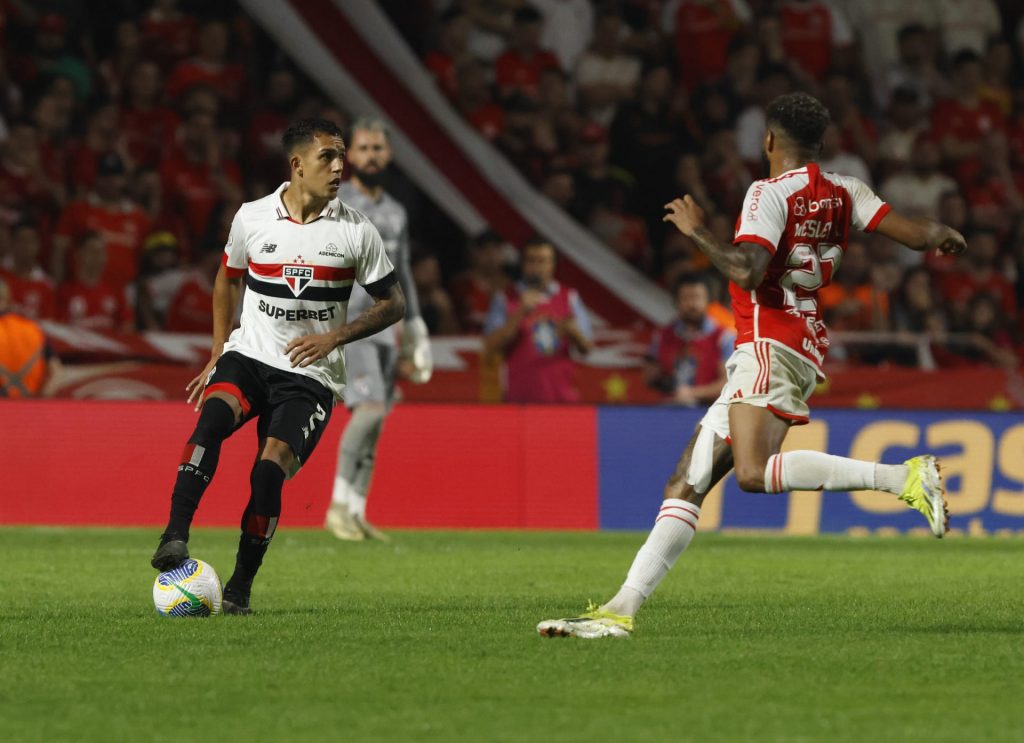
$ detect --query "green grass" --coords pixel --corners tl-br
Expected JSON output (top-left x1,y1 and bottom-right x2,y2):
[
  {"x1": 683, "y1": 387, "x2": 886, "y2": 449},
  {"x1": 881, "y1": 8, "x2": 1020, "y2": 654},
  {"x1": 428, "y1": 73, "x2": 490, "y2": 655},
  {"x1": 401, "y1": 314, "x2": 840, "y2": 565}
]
[{"x1": 2, "y1": 528, "x2": 1024, "y2": 742}]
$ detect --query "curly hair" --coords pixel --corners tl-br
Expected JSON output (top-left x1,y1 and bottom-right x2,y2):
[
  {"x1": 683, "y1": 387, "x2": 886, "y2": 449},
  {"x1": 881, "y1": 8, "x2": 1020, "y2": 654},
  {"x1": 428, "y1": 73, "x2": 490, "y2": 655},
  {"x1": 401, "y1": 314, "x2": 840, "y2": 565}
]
[{"x1": 765, "y1": 93, "x2": 831, "y2": 154}]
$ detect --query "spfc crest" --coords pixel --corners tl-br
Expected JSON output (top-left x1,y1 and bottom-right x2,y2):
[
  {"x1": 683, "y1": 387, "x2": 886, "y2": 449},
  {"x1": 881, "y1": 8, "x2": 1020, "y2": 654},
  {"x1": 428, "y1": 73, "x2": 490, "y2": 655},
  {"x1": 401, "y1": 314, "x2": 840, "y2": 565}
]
[{"x1": 283, "y1": 265, "x2": 314, "y2": 297}]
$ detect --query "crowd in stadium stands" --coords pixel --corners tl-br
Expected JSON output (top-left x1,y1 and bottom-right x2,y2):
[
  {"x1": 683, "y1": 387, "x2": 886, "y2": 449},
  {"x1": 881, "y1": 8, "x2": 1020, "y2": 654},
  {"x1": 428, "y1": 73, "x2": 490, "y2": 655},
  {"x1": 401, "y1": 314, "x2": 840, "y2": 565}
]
[{"x1": 1, "y1": 0, "x2": 1022, "y2": 372}]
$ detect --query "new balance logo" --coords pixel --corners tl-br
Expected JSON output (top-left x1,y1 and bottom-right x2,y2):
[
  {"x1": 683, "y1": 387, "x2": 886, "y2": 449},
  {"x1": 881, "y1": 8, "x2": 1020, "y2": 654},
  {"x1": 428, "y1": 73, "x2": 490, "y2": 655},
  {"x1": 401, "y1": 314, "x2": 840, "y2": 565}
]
[{"x1": 260, "y1": 243, "x2": 278, "y2": 253}]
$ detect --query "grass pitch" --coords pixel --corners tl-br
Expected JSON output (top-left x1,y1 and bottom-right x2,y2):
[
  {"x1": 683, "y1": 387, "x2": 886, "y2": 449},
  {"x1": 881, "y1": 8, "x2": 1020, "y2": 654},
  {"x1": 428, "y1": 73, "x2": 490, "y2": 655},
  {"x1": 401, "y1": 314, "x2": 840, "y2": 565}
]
[{"x1": 2, "y1": 527, "x2": 1023, "y2": 742}]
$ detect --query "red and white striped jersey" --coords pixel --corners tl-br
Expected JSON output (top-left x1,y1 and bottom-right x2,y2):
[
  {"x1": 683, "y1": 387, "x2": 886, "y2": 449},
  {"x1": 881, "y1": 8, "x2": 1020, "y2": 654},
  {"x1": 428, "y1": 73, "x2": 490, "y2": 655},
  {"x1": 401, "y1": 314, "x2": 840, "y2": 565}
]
[
  {"x1": 731, "y1": 162, "x2": 890, "y2": 373},
  {"x1": 221, "y1": 182, "x2": 395, "y2": 399}
]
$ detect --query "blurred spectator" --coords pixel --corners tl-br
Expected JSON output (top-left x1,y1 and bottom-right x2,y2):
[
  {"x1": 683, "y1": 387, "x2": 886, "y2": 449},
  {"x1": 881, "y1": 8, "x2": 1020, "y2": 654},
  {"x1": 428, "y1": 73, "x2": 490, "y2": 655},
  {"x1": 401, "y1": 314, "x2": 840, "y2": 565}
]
[
  {"x1": 0, "y1": 119, "x2": 65, "y2": 217},
  {"x1": 97, "y1": 20, "x2": 143, "y2": 100},
  {"x1": 141, "y1": 0, "x2": 197, "y2": 72},
  {"x1": 159, "y1": 109, "x2": 242, "y2": 246},
  {"x1": 57, "y1": 231, "x2": 133, "y2": 332},
  {"x1": 588, "y1": 198, "x2": 651, "y2": 270},
  {"x1": 877, "y1": 86, "x2": 928, "y2": 171},
  {"x1": 880, "y1": 137, "x2": 956, "y2": 221},
  {"x1": 778, "y1": 0, "x2": 853, "y2": 82},
  {"x1": 979, "y1": 38, "x2": 1013, "y2": 116},
  {"x1": 818, "y1": 240, "x2": 890, "y2": 331},
  {"x1": 120, "y1": 61, "x2": 179, "y2": 170},
  {"x1": 164, "y1": 243, "x2": 220, "y2": 333},
  {"x1": 844, "y1": 0, "x2": 935, "y2": 105},
  {"x1": 664, "y1": 0, "x2": 752, "y2": 92},
  {"x1": 165, "y1": 20, "x2": 245, "y2": 104},
  {"x1": 962, "y1": 131, "x2": 1024, "y2": 232},
  {"x1": 425, "y1": 8, "x2": 474, "y2": 100},
  {"x1": 246, "y1": 67, "x2": 297, "y2": 189},
  {"x1": 0, "y1": 220, "x2": 56, "y2": 320},
  {"x1": 52, "y1": 152, "x2": 151, "y2": 287},
  {"x1": 931, "y1": 50, "x2": 1006, "y2": 175},
  {"x1": 940, "y1": 229, "x2": 1016, "y2": 329},
  {"x1": 495, "y1": 5, "x2": 559, "y2": 101},
  {"x1": 69, "y1": 103, "x2": 126, "y2": 196},
  {"x1": 0, "y1": 275, "x2": 60, "y2": 398},
  {"x1": 702, "y1": 130, "x2": 752, "y2": 217},
  {"x1": 540, "y1": 168, "x2": 576, "y2": 212},
  {"x1": 644, "y1": 273, "x2": 731, "y2": 406},
  {"x1": 822, "y1": 72, "x2": 878, "y2": 170},
  {"x1": 451, "y1": 229, "x2": 512, "y2": 332},
  {"x1": 955, "y1": 292, "x2": 1018, "y2": 367},
  {"x1": 735, "y1": 64, "x2": 793, "y2": 166},
  {"x1": 936, "y1": 0, "x2": 1001, "y2": 57},
  {"x1": 574, "y1": 122, "x2": 636, "y2": 221},
  {"x1": 136, "y1": 230, "x2": 184, "y2": 330},
  {"x1": 818, "y1": 124, "x2": 873, "y2": 185},
  {"x1": 484, "y1": 237, "x2": 593, "y2": 403},
  {"x1": 536, "y1": 66, "x2": 584, "y2": 150},
  {"x1": 462, "y1": 0, "x2": 519, "y2": 63},
  {"x1": 883, "y1": 24, "x2": 948, "y2": 109},
  {"x1": 14, "y1": 13, "x2": 92, "y2": 101},
  {"x1": 454, "y1": 62, "x2": 505, "y2": 142},
  {"x1": 533, "y1": 0, "x2": 593, "y2": 72},
  {"x1": 892, "y1": 265, "x2": 939, "y2": 333},
  {"x1": 575, "y1": 10, "x2": 642, "y2": 125},
  {"x1": 411, "y1": 252, "x2": 461, "y2": 335},
  {"x1": 33, "y1": 93, "x2": 73, "y2": 197}
]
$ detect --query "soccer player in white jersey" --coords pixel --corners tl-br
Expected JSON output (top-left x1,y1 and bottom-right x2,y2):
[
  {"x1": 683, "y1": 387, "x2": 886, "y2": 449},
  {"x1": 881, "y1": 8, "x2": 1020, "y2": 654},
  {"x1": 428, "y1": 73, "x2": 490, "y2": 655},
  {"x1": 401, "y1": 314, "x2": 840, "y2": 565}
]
[
  {"x1": 325, "y1": 118, "x2": 432, "y2": 542},
  {"x1": 538, "y1": 93, "x2": 966, "y2": 639},
  {"x1": 150, "y1": 118, "x2": 405, "y2": 614}
]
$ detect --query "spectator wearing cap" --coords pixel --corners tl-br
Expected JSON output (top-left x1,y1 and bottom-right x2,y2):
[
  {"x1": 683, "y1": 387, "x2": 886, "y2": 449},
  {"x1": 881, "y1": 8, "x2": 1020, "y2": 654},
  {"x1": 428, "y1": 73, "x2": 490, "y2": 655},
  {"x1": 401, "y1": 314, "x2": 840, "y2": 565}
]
[
  {"x1": 495, "y1": 5, "x2": 560, "y2": 101},
  {"x1": 451, "y1": 230, "x2": 512, "y2": 333},
  {"x1": 0, "y1": 220, "x2": 56, "y2": 320},
  {"x1": 52, "y1": 151, "x2": 151, "y2": 287},
  {"x1": 165, "y1": 19, "x2": 245, "y2": 103},
  {"x1": 58, "y1": 231, "x2": 133, "y2": 332},
  {"x1": 136, "y1": 231, "x2": 184, "y2": 330},
  {"x1": 575, "y1": 10, "x2": 642, "y2": 126}
]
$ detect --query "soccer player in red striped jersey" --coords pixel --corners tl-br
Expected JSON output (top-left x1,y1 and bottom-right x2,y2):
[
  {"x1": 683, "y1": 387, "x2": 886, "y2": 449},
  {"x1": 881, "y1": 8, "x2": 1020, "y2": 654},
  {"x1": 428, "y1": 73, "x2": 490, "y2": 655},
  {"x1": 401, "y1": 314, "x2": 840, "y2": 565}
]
[
  {"x1": 539, "y1": 93, "x2": 966, "y2": 639},
  {"x1": 150, "y1": 118, "x2": 405, "y2": 614}
]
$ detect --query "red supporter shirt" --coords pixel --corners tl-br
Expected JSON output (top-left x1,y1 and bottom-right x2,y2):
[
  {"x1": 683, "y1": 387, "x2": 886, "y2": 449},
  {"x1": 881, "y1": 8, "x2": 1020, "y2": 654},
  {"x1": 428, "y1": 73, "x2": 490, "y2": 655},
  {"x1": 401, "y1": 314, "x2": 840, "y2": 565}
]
[
  {"x1": 468, "y1": 104, "x2": 505, "y2": 141},
  {"x1": 780, "y1": 2, "x2": 836, "y2": 80},
  {"x1": 164, "y1": 272, "x2": 213, "y2": 333},
  {"x1": 165, "y1": 59, "x2": 246, "y2": 102},
  {"x1": 0, "y1": 267, "x2": 57, "y2": 319},
  {"x1": 425, "y1": 51, "x2": 458, "y2": 99},
  {"x1": 58, "y1": 279, "x2": 132, "y2": 330},
  {"x1": 940, "y1": 271, "x2": 1017, "y2": 317},
  {"x1": 120, "y1": 107, "x2": 180, "y2": 169},
  {"x1": 731, "y1": 162, "x2": 890, "y2": 372},
  {"x1": 648, "y1": 317, "x2": 732, "y2": 390},
  {"x1": 495, "y1": 49, "x2": 560, "y2": 98},
  {"x1": 931, "y1": 98, "x2": 1006, "y2": 147},
  {"x1": 55, "y1": 198, "x2": 151, "y2": 289},
  {"x1": 0, "y1": 161, "x2": 50, "y2": 214},
  {"x1": 160, "y1": 153, "x2": 241, "y2": 242},
  {"x1": 673, "y1": 0, "x2": 744, "y2": 90},
  {"x1": 141, "y1": 13, "x2": 197, "y2": 69}
]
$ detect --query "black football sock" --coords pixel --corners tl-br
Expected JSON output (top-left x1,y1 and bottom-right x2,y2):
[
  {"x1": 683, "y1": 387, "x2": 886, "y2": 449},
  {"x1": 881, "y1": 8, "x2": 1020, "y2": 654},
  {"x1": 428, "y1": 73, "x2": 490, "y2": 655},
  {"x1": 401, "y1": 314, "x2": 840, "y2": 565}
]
[
  {"x1": 225, "y1": 459, "x2": 285, "y2": 598},
  {"x1": 163, "y1": 398, "x2": 236, "y2": 542}
]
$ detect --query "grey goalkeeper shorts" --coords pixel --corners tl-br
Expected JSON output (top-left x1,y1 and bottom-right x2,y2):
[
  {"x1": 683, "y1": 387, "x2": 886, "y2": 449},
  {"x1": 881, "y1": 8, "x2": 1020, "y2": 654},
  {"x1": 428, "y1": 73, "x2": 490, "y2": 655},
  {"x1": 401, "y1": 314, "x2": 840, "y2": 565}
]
[{"x1": 342, "y1": 338, "x2": 398, "y2": 408}]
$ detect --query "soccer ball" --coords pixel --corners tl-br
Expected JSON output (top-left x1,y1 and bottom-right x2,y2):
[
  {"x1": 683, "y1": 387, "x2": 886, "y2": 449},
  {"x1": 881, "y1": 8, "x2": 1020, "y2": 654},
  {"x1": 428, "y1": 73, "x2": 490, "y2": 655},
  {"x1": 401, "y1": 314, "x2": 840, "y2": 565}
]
[{"x1": 152, "y1": 558, "x2": 223, "y2": 617}]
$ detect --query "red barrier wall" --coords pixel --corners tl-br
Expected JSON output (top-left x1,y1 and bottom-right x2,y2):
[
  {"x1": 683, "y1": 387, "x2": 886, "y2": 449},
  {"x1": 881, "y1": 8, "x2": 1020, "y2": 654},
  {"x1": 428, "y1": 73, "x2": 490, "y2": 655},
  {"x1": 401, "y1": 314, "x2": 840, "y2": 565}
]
[{"x1": 1, "y1": 401, "x2": 598, "y2": 530}]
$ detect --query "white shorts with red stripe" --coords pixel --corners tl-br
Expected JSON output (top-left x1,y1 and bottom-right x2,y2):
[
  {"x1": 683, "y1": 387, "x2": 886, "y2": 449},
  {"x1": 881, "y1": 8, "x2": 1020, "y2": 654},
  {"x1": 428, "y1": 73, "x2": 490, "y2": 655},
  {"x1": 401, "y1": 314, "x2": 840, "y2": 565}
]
[{"x1": 699, "y1": 341, "x2": 817, "y2": 439}]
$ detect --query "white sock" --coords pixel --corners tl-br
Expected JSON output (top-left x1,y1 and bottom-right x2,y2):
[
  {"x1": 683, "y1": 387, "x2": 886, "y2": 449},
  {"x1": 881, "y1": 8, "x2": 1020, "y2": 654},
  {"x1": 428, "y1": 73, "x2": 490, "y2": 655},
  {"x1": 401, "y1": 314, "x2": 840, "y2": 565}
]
[
  {"x1": 330, "y1": 476, "x2": 351, "y2": 507},
  {"x1": 603, "y1": 499, "x2": 700, "y2": 617},
  {"x1": 350, "y1": 490, "x2": 368, "y2": 519},
  {"x1": 764, "y1": 451, "x2": 906, "y2": 493}
]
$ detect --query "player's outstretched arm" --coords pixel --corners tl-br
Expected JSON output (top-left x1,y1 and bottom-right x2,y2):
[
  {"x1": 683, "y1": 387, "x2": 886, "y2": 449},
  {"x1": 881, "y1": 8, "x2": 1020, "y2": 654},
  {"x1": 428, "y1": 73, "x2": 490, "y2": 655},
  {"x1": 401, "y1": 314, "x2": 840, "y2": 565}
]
[
  {"x1": 664, "y1": 196, "x2": 772, "y2": 290},
  {"x1": 186, "y1": 266, "x2": 243, "y2": 409},
  {"x1": 286, "y1": 282, "x2": 406, "y2": 368},
  {"x1": 873, "y1": 211, "x2": 967, "y2": 255}
]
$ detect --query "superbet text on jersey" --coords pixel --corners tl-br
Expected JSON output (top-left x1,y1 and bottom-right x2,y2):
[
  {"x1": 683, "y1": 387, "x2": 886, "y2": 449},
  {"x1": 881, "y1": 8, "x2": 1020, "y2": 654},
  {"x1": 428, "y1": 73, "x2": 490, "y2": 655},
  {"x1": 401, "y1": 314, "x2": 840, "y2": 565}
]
[
  {"x1": 220, "y1": 182, "x2": 395, "y2": 399},
  {"x1": 731, "y1": 162, "x2": 890, "y2": 372}
]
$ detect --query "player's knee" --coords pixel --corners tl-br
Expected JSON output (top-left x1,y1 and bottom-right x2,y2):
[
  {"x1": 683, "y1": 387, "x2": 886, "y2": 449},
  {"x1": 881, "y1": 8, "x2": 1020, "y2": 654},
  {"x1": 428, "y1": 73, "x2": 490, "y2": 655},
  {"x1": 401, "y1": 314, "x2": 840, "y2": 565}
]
[
  {"x1": 734, "y1": 463, "x2": 767, "y2": 493},
  {"x1": 259, "y1": 438, "x2": 296, "y2": 476},
  {"x1": 192, "y1": 397, "x2": 237, "y2": 443}
]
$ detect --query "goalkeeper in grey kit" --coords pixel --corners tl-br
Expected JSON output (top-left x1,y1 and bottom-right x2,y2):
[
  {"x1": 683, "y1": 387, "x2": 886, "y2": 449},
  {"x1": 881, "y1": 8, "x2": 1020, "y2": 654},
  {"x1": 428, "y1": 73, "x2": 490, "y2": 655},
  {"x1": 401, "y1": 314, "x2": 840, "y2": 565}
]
[{"x1": 326, "y1": 118, "x2": 432, "y2": 541}]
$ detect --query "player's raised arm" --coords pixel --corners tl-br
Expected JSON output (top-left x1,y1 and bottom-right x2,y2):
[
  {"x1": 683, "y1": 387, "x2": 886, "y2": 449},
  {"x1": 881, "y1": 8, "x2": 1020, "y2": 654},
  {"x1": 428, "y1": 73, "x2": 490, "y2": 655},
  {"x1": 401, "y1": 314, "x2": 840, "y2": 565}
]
[
  {"x1": 663, "y1": 195, "x2": 773, "y2": 290},
  {"x1": 873, "y1": 210, "x2": 967, "y2": 256}
]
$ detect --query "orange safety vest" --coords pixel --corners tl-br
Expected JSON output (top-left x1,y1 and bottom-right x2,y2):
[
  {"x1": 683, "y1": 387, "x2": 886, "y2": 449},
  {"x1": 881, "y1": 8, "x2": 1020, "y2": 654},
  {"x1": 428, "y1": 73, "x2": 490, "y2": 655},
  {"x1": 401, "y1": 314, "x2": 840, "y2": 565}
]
[{"x1": 0, "y1": 312, "x2": 48, "y2": 397}]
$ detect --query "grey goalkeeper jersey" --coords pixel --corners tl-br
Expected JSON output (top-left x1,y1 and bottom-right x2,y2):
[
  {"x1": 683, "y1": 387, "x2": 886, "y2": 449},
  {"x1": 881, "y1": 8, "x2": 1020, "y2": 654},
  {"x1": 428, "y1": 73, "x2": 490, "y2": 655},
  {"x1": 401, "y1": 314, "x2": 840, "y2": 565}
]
[{"x1": 339, "y1": 181, "x2": 421, "y2": 346}]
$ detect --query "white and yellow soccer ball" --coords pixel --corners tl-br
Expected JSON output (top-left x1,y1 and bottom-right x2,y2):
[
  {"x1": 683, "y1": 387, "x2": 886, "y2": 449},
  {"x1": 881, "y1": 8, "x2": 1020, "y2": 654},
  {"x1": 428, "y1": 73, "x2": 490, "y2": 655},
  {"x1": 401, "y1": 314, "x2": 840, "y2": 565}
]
[{"x1": 152, "y1": 558, "x2": 223, "y2": 617}]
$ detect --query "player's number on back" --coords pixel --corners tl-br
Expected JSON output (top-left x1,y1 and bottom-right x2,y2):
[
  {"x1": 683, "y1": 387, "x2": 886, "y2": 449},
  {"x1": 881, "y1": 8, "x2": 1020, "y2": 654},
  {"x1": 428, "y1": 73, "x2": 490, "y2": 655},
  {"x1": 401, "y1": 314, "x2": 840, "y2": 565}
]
[{"x1": 780, "y1": 242, "x2": 842, "y2": 313}]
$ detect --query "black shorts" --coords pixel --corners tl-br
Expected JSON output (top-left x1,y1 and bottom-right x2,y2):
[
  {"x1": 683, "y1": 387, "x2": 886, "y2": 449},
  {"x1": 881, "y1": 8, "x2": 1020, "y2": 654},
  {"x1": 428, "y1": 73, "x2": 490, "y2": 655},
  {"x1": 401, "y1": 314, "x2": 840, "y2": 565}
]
[{"x1": 203, "y1": 351, "x2": 335, "y2": 467}]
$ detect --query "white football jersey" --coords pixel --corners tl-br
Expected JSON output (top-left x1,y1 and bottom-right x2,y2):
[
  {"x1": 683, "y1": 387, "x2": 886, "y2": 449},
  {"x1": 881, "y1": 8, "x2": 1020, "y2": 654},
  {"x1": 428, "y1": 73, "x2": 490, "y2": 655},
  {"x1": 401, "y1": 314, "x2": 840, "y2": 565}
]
[{"x1": 221, "y1": 182, "x2": 396, "y2": 399}]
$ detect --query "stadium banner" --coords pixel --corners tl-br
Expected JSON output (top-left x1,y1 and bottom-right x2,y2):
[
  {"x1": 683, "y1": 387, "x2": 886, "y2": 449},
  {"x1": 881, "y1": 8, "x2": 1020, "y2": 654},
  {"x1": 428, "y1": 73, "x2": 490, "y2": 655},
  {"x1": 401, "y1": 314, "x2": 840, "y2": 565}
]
[
  {"x1": 2, "y1": 401, "x2": 1021, "y2": 534},
  {"x1": 598, "y1": 408, "x2": 1024, "y2": 536}
]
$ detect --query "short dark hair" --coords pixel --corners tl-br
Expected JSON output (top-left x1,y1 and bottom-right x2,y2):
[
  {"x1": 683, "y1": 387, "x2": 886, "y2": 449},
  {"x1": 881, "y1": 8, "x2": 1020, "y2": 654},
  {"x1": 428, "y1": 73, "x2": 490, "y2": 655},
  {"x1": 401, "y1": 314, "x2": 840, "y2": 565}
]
[
  {"x1": 523, "y1": 235, "x2": 556, "y2": 257},
  {"x1": 513, "y1": 5, "x2": 542, "y2": 25},
  {"x1": 897, "y1": 23, "x2": 927, "y2": 45},
  {"x1": 281, "y1": 118, "x2": 345, "y2": 154},
  {"x1": 951, "y1": 48, "x2": 982, "y2": 71},
  {"x1": 672, "y1": 273, "x2": 707, "y2": 295},
  {"x1": 765, "y1": 92, "x2": 831, "y2": 154}
]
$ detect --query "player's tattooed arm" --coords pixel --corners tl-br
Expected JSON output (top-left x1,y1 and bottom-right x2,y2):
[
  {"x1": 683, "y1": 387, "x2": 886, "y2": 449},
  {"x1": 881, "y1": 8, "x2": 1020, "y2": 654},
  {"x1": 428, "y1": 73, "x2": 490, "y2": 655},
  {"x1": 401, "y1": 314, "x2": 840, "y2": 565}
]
[
  {"x1": 285, "y1": 281, "x2": 406, "y2": 368},
  {"x1": 664, "y1": 196, "x2": 771, "y2": 290},
  {"x1": 873, "y1": 211, "x2": 967, "y2": 255}
]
